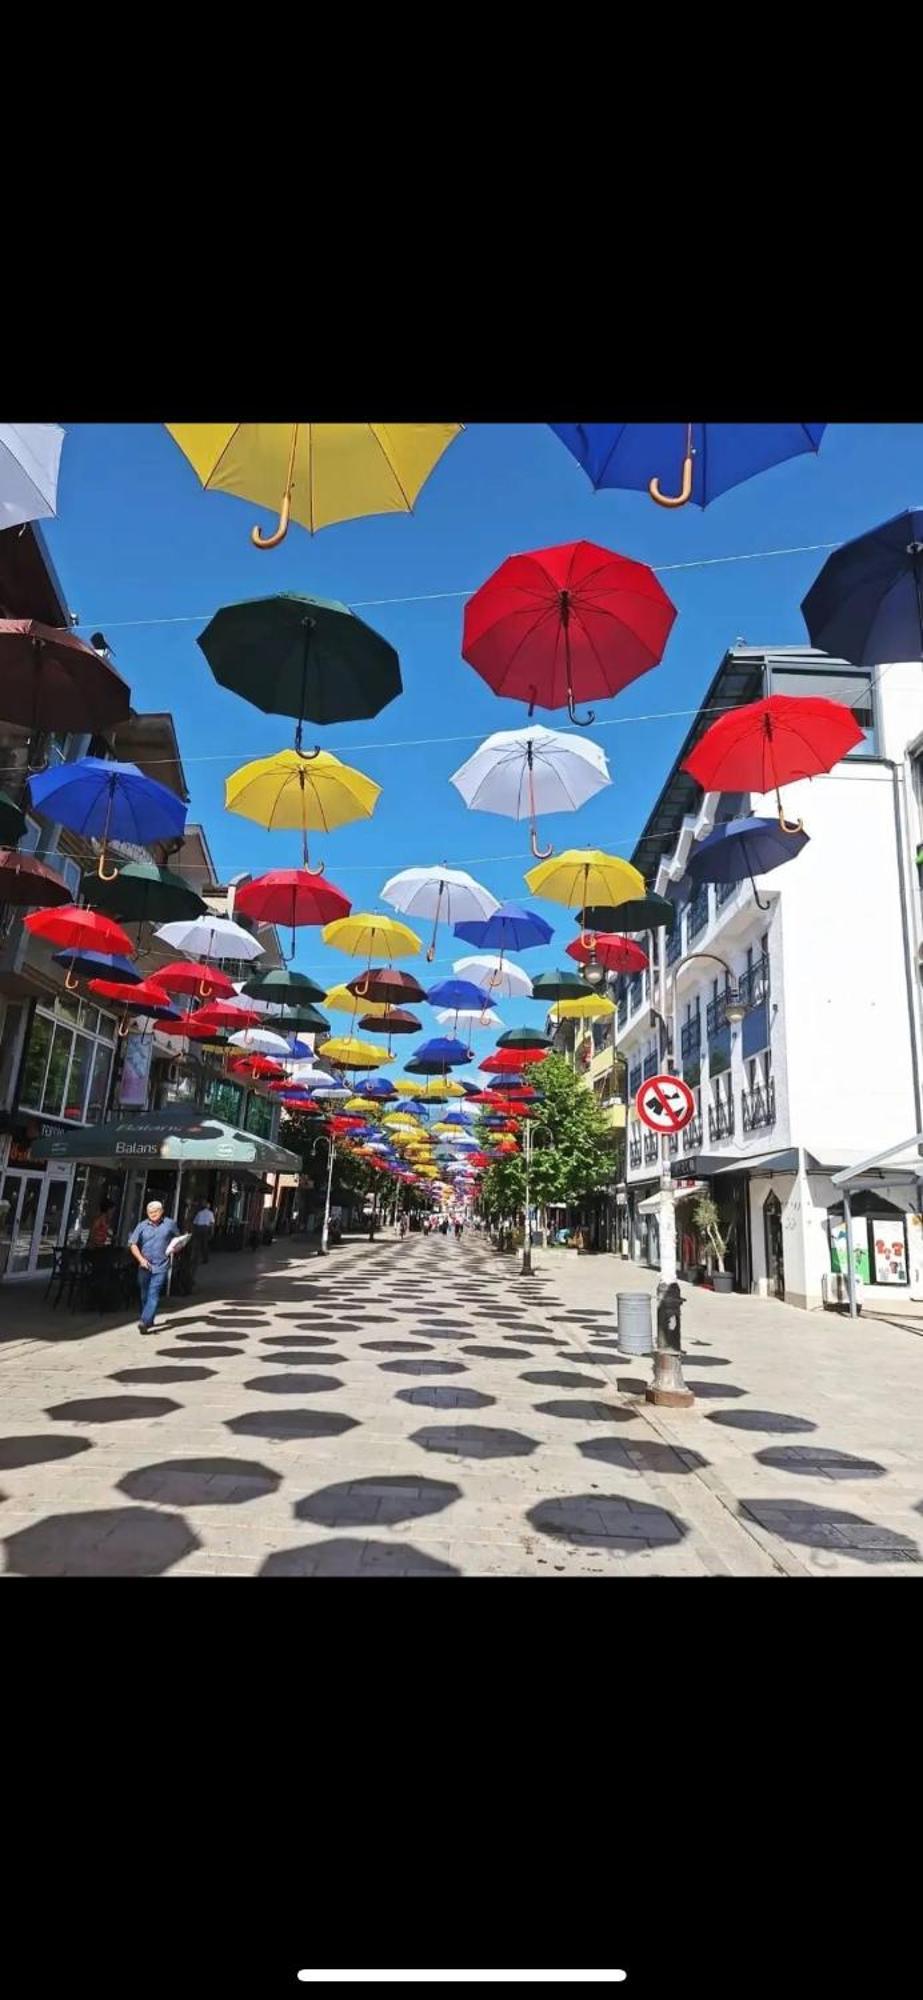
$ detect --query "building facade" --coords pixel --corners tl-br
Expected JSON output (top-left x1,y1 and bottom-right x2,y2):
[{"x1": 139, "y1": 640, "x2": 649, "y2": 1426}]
[{"x1": 618, "y1": 646, "x2": 923, "y2": 1312}]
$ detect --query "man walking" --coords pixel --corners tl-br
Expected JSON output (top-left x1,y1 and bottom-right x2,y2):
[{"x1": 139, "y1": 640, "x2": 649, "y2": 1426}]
[
  {"x1": 192, "y1": 1201, "x2": 215, "y2": 1265},
  {"x1": 129, "y1": 1199, "x2": 179, "y2": 1334}
]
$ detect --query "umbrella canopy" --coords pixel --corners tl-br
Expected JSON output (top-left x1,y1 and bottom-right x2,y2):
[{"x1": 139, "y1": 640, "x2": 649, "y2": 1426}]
[
  {"x1": 154, "y1": 960, "x2": 235, "y2": 1002},
  {"x1": 81, "y1": 858, "x2": 206, "y2": 926},
  {"x1": 242, "y1": 967, "x2": 326, "y2": 1005},
  {"x1": 426, "y1": 977, "x2": 493, "y2": 1012},
  {"x1": 52, "y1": 949, "x2": 140, "y2": 986},
  {"x1": 324, "y1": 983, "x2": 389, "y2": 1019},
  {"x1": 346, "y1": 967, "x2": 426, "y2": 1005},
  {"x1": 525, "y1": 848, "x2": 644, "y2": 917},
  {"x1": 682, "y1": 694, "x2": 864, "y2": 832},
  {"x1": 197, "y1": 594, "x2": 402, "y2": 744},
  {"x1": 381, "y1": 866, "x2": 499, "y2": 962},
  {"x1": 317, "y1": 1035, "x2": 389, "y2": 1069},
  {"x1": 274, "y1": 1063, "x2": 342, "y2": 1093},
  {"x1": 0, "y1": 790, "x2": 27, "y2": 846},
  {"x1": 234, "y1": 866, "x2": 351, "y2": 958},
  {"x1": 87, "y1": 977, "x2": 178, "y2": 1025},
  {"x1": 496, "y1": 1027, "x2": 554, "y2": 1051},
  {"x1": 530, "y1": 967, "x2": 590, "y2": 1002},
  {"x1": 0, "y1": 622, "x2": 131, "y2": 738},
  {"x1": 684, "y1": 816, "x2": 809, "y2": 912},
  {"x1": 264, "y1": 1005, "x2": 330, "y2": 1037},
  {"x1": 578, "y1": 895, "x2": 676, "y2": 937},
  {"x1": 322, "y1": 912, "x2": 421, "y2": 961},
  {"x1": 0, "y1": 424, "x2": 64, "y2": 530},
  {"x1": 192, "y1": 1003, "x2": 263, "y2": 1032},
  {"x1": 225, "y1": 749, "x2": 379, "y2": 871},
  {"x1": 566, "y1": 931, "x2": 648, "y2": 974},
  {"x1": 449, "y1": 724, "x2": 611, "y2": 860},
  {"x1": 452, "y1": 954, "x2": 533, "y2": 999},
  {"x1": 454, "y1": 900, "x2": 554, "y2": 953},
  {"x1": 228, "y1": 1028, "x2": 292, "y2": 1056},
  {"x1": 549, "y1": 423, "x2": 826, "y2": 510},
  {"x1": 550, "y1": 994, "x2": 616, "y2": 1021},
  {"x1": 802, "y1": 509, "x2": 923, "y2": 666},
  {"x1": 360, "y1": 1007, "x2": 420, "y2": 1035},
  {"x1": 24, "y1": 906, "x2": 133, "y2": 986},
  {"x1": 481, "y1": 1047, "x2": 549, "y2": 1071},
  {"x1": 409, "y1": 1037, "x2": 472, "y2": 1070},
  {"x1": 166, "y1": 423, "x2": 461, "y2": 546},
  {"x1": 357, "y1": 1079, "x2": 397, "y2": 1101},
  {"x1": 28, "y1": 758, "x2": 187, "y2": 880},
  {"x1": 436, "y1": 1006, "x2": 501, "y2": 1030},
  {"x1": 155, "y1": 915, "x2": 264, "y2": 963},
  {"x1": 283, "y1": 1036, "x2": 316, "y2": 1060},
  {"x1": 462, "y1": 540, "x2": 677, "y2": 726},
  {"x1": 0, "y1": 849, "x2": 70, "y2": 909}
]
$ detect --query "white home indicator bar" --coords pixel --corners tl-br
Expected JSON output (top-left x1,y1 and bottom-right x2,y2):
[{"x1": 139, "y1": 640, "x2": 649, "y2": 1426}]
[{"x1": 297, "y1": 1976, "x2": 628, "y2": 1986}]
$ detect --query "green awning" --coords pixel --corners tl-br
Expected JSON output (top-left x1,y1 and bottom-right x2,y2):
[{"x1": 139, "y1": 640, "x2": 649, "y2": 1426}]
[{"x1": 28, "y1": 1113, "x2": 301, "y2": 1175}]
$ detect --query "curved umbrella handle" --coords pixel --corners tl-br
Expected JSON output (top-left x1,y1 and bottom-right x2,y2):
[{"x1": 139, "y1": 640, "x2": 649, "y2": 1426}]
[
  {"x1": 64, "y1": 966, "x2": 80, "y2": 993},
  {"x1": 97, "y1": 848, "x2": 118, "y2": 882},
  {"x1": 778, "y1": 807, "x2": 805, "y2": 836},
  {"x1": 297, "y1": 745, "x2": 322, "y2": 762},
  {"x1": 118, "y1": 1015, "x2": 131, "y2": 1039},
  {"x1": 530, "y1": 824, "x2": 554, "y2": 861},
  {"x1": 749, "y1": 871, "x2": 772, "y2": 913},
  {"x1": 567, "y1": 691, "x2": 595, "y2": 728},
  {"x1": 251, "y1": 490, "x2": 292, "y2": 550},
  {"x1": 649, "y1": 449, "x2": 695, "y2": 509},
  {"x1": 198, "y1": 975, "x2": 214, "y2": 1000}
]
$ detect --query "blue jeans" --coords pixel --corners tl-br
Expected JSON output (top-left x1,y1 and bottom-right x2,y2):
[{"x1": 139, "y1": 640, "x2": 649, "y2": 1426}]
[{"x1": 137, "y1": 1264, "x2": 169, "y2": 1326}]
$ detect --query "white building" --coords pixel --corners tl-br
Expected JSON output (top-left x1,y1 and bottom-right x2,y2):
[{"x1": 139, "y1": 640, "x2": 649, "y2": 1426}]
[{"x1": 618, "y1": 646, "x2": 923, "y2": 1312}]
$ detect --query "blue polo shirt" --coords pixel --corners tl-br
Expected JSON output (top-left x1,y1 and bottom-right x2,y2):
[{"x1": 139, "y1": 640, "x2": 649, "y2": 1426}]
[{"x1": 129, "y1": 1216, "x2": 179, "y2": 1271}]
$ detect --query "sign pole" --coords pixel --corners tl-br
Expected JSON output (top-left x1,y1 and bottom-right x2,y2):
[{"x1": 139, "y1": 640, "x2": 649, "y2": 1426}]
[
  {"x1": 520, "y1": 1119, "x2": 533, "y2": 1277},
  {"x1": 645, "y1": 933, "x2": 694, "y2": 1409}
]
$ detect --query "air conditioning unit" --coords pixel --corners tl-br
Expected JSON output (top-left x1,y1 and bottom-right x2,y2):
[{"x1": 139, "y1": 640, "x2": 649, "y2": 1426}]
[{"x1": 823, "y1": 1270, "x2": 863, "y2": 1309}]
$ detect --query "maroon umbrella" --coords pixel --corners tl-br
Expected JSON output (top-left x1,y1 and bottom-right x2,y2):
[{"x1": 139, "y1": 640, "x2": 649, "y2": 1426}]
[
  {"x1": 359, "y1": 1006, "x2": 420, "y2": 1035},
  {"x1": 346, "y1": 966, "x2": 427, "y2": 1005},
  {"x1": 0, "y1": 621, "x2": 131, "y2": 743},
  {"x1": 0, "y1": 848, "x2": 71, "y2": 909}
]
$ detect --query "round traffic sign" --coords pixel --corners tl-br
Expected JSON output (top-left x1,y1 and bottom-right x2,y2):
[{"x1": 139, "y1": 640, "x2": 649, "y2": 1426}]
[{"x1": 634, "y1": 1073, "x2": 695, "y2": 1134}]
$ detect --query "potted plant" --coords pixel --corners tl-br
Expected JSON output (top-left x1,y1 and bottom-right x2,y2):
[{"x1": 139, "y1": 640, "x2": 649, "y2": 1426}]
[{"x1": 693, "y1": 1194, "x2": 734, "y2": 1292}]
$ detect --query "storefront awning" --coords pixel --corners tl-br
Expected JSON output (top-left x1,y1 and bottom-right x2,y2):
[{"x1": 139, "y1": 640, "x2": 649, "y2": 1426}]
[
  {"x1": 28, "y1": 1114, "x2": 301, "y2": 1176},
  {"x1": 672, "y1": 1149, "x2": 834, "y2": 1180},
  {"x1": 638, "y1": 1181, "x2": 707, "y2": 1216}
]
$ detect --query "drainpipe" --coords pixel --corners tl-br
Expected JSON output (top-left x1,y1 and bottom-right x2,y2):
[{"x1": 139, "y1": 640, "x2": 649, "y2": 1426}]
[{"x1": 889, "y1": 761, "x2": 923, "y2": 1133}]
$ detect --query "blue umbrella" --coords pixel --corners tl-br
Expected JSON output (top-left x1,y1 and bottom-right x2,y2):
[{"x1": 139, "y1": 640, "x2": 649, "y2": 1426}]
[
  {"x1": 360, "y1": 1077, "x2": 398, "y2": 1100},
  {"x1": 684, "y1": 816, "x2": 809, "y2": 912},
  {"x1": 548, "y1": 423, "x2": 827, "y2": 510},
  {"x1": 454, "y1": 902, "x2": 553, "y2": 952},
  {"x1": 425, "y1": 977, "x2": 493, "y2": 1011},
  {"x1": 443, "y1": 1109, "x2": 477, "y2": 1126},
  {"x1": 284, "y1": 1035, "x2": 316, "y2": 1060},
  {"x1": 802, "y1": 508, "x2": 923, "y2": 667},
  {"x1": 28, "y1": 757, "x2": 187, "y2": 881},
  {"x1": 406, "y1": 1037, "x2": 472, "y2": 1075},
  {"x1": 52, "y1": 949, "x2": 141, "y2": 984}
]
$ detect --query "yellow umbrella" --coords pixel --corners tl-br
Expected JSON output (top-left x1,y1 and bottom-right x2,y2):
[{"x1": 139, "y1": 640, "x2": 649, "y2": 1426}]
[
  {"x1": 316, "y1": 1035, "x2": 389, "y2": 1069},
  {"x1": 393, "y1": 1079, "x2": 425, "y2": 1097},
  {"x1": 165, "y1": 423, "x2": 463, "y2": 548},
  {"x1": 551, "y1": 994, "x2": 617, "y2": 1021},
  {"x1": 524, "y1": 848, "x2": 645, "y2": 916},
  {"x1": 345, "y1": 1096, "x2": 380, "y2": 1114},
  {"x1": 225, "y1": 748, "x2": 379, "y2": 871},
  {"x1": 322, "y1": 912, "x2": 421, "y2": 961},
  {"x1": 324, "y1": 984, "x2": 390, "y2": 1019}
]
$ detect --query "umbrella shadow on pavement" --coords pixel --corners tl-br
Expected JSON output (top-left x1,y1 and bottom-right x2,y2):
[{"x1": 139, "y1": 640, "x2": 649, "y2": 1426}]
[
  {"x1": 362, "y1": 1340, "x2": 435, "y2": 1353},
  {"x1": 46, "y1": 1396, "x2": 181, "y2": 1424},
  {"x1": 579, "y1": 1437, "x2": 710, "y2": 1474},
  {"x1": 242, "y1": 1372, "x2": 345, "y2": 1395},
  {"x1": 0, "y1": 1434, "x2": 93, "y2": 1469},
  {"x1": 528, "y1": 1493, "x2": 689, "y2": 1550},
  {"x1": 294, "y1": 1474, "x2": 461, "y2": 1529},
  {"x1": 396, "y1": 1386, "x2": 495, "y2": 1410},
  {"x1": 738, "y1": 1498, "x2": 920, "y2": 1565},
  {"x1": 109, "y1": 1366, "x2": 217, "y2": 1385},
  {"x1": 378, "y1": 1359, "x2": 468, "y2": 1377},
  {"x1": 259, "y1": 1352, "x2": 348, "y2": 1367},
  {"x1": 3, "y1": 1506, "x2": 199, "y2": 1577},
  {"x1": 260, "y1": 1539, "x2": 460, "y2": 1577},
  {"x1": 157, "y1": 1345, "x2": 243, "y2": 1359},
  {"x1": 708, "y1": 1410, "x2": 817, "y2": 1434},
  {"x1": 534, "y1": 1399, "x2": 634, "y2": 1423},
  {"x1": 118, "y1": 1458, "x2": 281, "y2": 1507},
  {"x1": 520, "y1": 1369, "x2": 607, "y2": 1389},
  {"x1": 226, "y1": 1410, "x2": 360, "y2": 1441},
  {"x1": 462, "y1": 1344, "x2": 533, "y2": 1360},
  {"x1": 755, "y1": 1447, "x2": 886, "y2": 1480},
  {"x1": 410, "y1": 1425, "x2": 539, "y2": 1460}
]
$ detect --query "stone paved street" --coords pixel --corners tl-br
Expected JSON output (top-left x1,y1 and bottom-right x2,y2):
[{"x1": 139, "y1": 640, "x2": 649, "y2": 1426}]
[{"x1": 2, "y1": 1232, "x2": 923, "y2": 1575}]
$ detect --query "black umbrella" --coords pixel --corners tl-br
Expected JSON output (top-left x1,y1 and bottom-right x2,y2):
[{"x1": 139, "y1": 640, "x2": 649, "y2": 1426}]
[
  {"x1": 579, "y1": 894, "x2": 676, "y2": 936},
  {"x1": 802, "y1": 508, "x2": 923, "y2": 667},
  {"x1": 241, "y1": 968, "x2": 326, "y2": 1005},
  {"x1": 0, "y1": 621, "x2": 131, "y2": 743},
  {"x1": 0, "y1": 790, "x2": 26, "y2": 846},
  {"x1": 81, "y1": 859, "x2": 206, "y2": 925},
  {"x1": 197, "y1": 594, "x2": 402, "y2": 747},
  {"x1": 497, "y1": 1026, "x2": 554, "y2": 1050},
  {"x1": 530, "y1": 968, "x2": 589, "y2": 1002}
]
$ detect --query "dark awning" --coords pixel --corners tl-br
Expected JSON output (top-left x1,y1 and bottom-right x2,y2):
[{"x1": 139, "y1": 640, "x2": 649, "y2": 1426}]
[
  {"x1": 28, "y1": 1112, "x2": 300, "y2": 1175},
  {"x1": 671, "y1": 1149, "x2": 835, "y2": 1180}
]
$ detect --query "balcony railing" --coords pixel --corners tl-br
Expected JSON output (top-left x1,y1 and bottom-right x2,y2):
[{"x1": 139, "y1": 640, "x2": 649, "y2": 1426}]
[
  {"x1": 708, "y1": 1096, "x2": 735, "y2": 1143},
  {"x1": 706, "y1": 990, "x2": 730, "y2": 1036},
  {"x1": 643, "y1": 1051, "x2": 659, "y2": 1079},
  {"x1": 688, "y1": 886, "x2": 710, "y2": 942},
  {"x1": 716, "y1": 877, "x2": 738, "y2": 909},
  {"x1": 680, "y1": 1019, "x2": 701, "y2": 1063},
  {"x1": 628, "y1": 1064, "x2": 643, "y2": 1098},
  {"x1": 682, "y1": 1114, "x2": 703, "y2": 1154},
  {"x1": 742, "y1": 1079, "x2": 776, "y2": 1131},
  {"x1": 666, "y1": 919, "x2": 683, "y2": 965},
  {"x1": 629, "y1": 1137, "x2": 643, "y2": 1170},
  {"x1": 738, "y1": 955, "x2": 770, "y2": 1010},
  {"x1": 667, "y1": 1131, "x2": 679, "y2": 1156},
  {"x1": 627, "y1": 974, "x2": 643, "y2": 1014},
  {"x1": 643, "y1": 1131, "x2": 659, "y2": 1165}
]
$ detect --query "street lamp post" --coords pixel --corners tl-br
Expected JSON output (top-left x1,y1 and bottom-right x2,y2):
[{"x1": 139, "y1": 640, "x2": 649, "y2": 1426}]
[
  {"x1": 312, "y1": 1133, "x2": 337, "y2": 1256},
  {"x1": 520, "y1": 1117, "x2": 534, "y2": 1277}
]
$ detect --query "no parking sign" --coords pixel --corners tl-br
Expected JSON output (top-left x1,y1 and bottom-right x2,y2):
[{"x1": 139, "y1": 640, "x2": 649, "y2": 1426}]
[{"x1": 634, "y1": 1073, "x2": 695, "y2": 1135}]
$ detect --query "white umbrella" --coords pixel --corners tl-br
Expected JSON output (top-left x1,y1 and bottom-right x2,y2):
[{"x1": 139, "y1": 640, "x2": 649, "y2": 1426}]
[
  {"x1": 380, "y1": 865, "x2": 499, "y2": 963},
  {"x1": 436, "y1": 1005, "x2": 502, "y2": 1030},
  {"x1": 285, "y1": 1063, "x2": 343, "y2": 1090},
  {"x1": 453, "y1": 953, "x2": 533, "y2": 999},
  {"x1": 228, "y1": 984, "x2": 275, "y2": 1015},
  {"x1": 228, "y1": 1028, "x2": 292, "y2": 1056},
  {"x1": 0, "y1": 424, "x2": 65, "y2": 530},
  {"x1": 449, "y1": 725, "x2": 610, "y2": 859},
  {"x1": 155, "y1": 915, "x2": 264, "y2": 962}
]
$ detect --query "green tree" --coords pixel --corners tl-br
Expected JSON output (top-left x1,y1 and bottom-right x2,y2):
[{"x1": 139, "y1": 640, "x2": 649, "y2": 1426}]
[{"x1": 478, "y1": 1054, "x2": 617, "y2": 1225}]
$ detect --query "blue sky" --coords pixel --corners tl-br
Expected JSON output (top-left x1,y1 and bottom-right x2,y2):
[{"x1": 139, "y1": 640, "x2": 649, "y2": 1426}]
[{"x1": 44, "y1": 422, "x2": 923, "y2": 1052}]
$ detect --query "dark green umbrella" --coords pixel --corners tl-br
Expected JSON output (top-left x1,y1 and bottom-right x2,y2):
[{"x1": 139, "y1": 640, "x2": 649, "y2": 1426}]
[
  {"x1": 262, "y1": 1005, "x2": 331, "y2": 1037},
  {"x1": 81, "y1": 859, "x2": 206, "y2": 924},
  {"x1": 497, "y1": 1026, "x2": 554, "y2": 1051},
  {"x1": 530, "y1": 968, "x2": 591, "y2": 1002},
  {"x1": 197, "y1": 593, "x2": 402, "y2": 746},
  {"x1": 578, "y1": 894, "x2": 676, "y2": 936},
  {"x1": 242, "y1": 968, "x2": 327, "y2": 1005},
  {"x1": 0, "y1": 790, "x2": 27, "y2": 846}
]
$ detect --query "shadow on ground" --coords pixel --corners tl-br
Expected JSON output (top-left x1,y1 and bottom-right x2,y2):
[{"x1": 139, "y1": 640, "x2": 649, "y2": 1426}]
[
  {"x1": 260, "y1": 1539, "x2": 459, "y2": 1576},
  {"x1": 739, "y1": 1497, "x2": 920, "y2": 1564},
  {"x1": 294, "y1": 1474, "x2": 461, "y2": 1528},
  {"x1": 3, "y1": 1506, "x2": 198, "y2": 1576},
  {"x1": 528, "y1": 1493, "x2": 688, "y2": 1549},
  {"x1": 118, "y1": 1458, "x2": 281, "y2": 1506}
]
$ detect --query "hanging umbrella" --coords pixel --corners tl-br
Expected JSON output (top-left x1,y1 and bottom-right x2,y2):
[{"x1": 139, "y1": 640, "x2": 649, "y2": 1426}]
[
  {"x1": 684, "y1": 816, "x2": 809, "y2": 913},
  {"x1": 462, "y1": 540, "x2": 677, "y2": 726},
  {"x1": 357, "y1": 1079, "x2": 397, "y2": 1101},
  {"x1": 154, "y1": 960, "x2": 236, "y2": 1003},
  {"x1": 24, "y1": 905, "x2": 134, "y2": 988},
  {"x1": 566, "y1": 932, "x2": 648, "y2": 974},
  {"x1": 27, "y1": 758, "x2": 187, "y2": 881},
  {"x1": 359, "y1": 1007, "x2": 420, "y2": 1036},
  {"x1": 578, "y1": 894, "x2": 676, "y2": 937},
  {"x1": 525, "y1": 851, "x2": 644, "y2": 934},
  {"x1": 87, "y1": 977, "x2": 178, "y2": 1033},
  {"x1": 242, "y1": 967, "x2": 326, "y2": 1005},
  {"x1": 408, "y1": 1037, "x2": 472, "y2": 1071},
  {"x1": 226, "y1": 749, "x2": 379, "y2": 872},
  {"x1": 802, "y1": 509, "x2": 923, "y2": 667},
  {"x1": 0, "y1": 791, "x2": 27, "y2": 846},
  {"x1": 282, "y1": 1036, "x2": 317, "y2": 1061},
  {"x1": 0, "y1": 850, "x2": 70, "y2": 909},
  {"x1": 530, "y1": 967, "x2": 591, "y2": 1002},
  {"x1": 0, "y1": 622, "x2": 131, "y2": 746},
  {"x1": 81, "y1": 859, "x2": 205, "y2": 933},
  {"x1": 228, "y1": 1028, "x2": 292, "y2": 1057},
  {"x1": 324, "y1": 983, "x2": 389, "y2": 1019},
  {"x1": 381, "y1": 866, "x2": 499, "y2": 964},
  {"x1": 323, "y1": 912, "x2": 421, "y2": 963},
  {"x1": 436, "y1": 1005, "x2": 502, "y2": 1030},
  {"x1": 234, "y1": 866, "x2": 351, "y2": 958},
  {"x1": 549, "y1": 424, "x2": 827, "y2": 510},
  {"x1": 481, "y1": 1047, "x2": 549, "y2": 1071},
  {"x1": 231, "y1": 1054, "x2": 286, "y2": 1079},
  {"x1": 682, "y1": 694, "x2": 864, "y2": 833},
  {"x1": 317, "y1": 1035, "x2": 389, "y2": 1070},
  {"x1": 192, "y1": 1003, "x2": 264, "y2": 1033},
  {"x1": 550, "y1": 994, "x2": 616, "y2": 1021},
  {"x1": 426, "y1": 977, "x2": 493, "y2": 1012},
  {"x1": 452, "y1": 954, "x2": 533, "y2": 999},
  {"x1": 449, "y1": 724, "x2": 611, "y2": 859},
  {"x1": 0, "y1": 424, "x2": 65, "y2": 530},
  {"x1": 166, "y1": 423, "x2": 462, "y2": 547},
  {"x1": 274, "y1": 1063, "x2": 343, "y2": 1093},
  {"x1": 264, "y1": 1005, "x2": 330, "y2": 1038},
  {"x1": 156, "y1": 914, "x2": 264, "y2": 965},
  {"x1": 198, "y1": 595, "x2": 401, "y2": 746},
  {"x1": 496, "y1": 1027, "x2": 554, "y2": 1051},
  {"x1": 52, "y1": 948, "x2": 140, "y2": 987},
  {"x1": 346, "y1": 967, "x2": 426, "y2": 1005},
  {"x1": 454, "y1": 901, "x2": 554, "y2": 953}
]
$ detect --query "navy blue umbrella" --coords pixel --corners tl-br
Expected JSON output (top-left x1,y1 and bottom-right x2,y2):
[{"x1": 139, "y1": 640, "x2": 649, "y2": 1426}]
[
  {"x1": 28, "y1": 758, "x2": 187, "y2": 882},
  {"x1": 406, "y1": 1037, "x2": 472, "y2": 1075},
  {"x1": 454, "y1": 901, "x2": 553, "y2": 952},
  {"x1": 549, "y1": 423, "x2": 827, "y2": 510},
  {"x1": 802, "y1": 508, "x2": 923, "y2": 667},
  {"x1": 52, "y1": 949, "x2": 141, "y2": 984},
  {"x1": 360, "y1": 1077, "x2": 397, "y2": 1100},
  {"x1": 685, "y1": 816, "x2": 809, "y2": 912}
]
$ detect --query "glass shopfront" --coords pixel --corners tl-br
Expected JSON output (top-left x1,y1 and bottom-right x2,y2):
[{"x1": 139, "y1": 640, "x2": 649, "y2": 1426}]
[{"x1": 0, "y1": 1164, "x2": 73, "y2": 1277}]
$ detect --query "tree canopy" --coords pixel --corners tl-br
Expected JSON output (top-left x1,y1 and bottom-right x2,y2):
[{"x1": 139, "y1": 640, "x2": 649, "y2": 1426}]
[{"x1": 477, "y1": 1054, "x2": 617, "y2": 1222}]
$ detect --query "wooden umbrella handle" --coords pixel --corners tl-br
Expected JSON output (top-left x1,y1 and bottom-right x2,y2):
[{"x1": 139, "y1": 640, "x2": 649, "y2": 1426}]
[
  {"x1": 251, "y1": 491, "x2": 292, "y2": 550},
  {"x1": 649, "y1": 455, "x2": 695, "y2": 507}
]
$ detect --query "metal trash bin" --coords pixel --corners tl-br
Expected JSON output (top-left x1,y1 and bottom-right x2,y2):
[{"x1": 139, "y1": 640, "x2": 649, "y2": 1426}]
[{"x1": 616, "y1": 1291, "x2": 654, "y2": 1356}]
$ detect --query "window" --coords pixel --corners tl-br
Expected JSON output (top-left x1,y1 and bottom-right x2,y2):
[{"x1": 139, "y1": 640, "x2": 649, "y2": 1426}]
[
  {"x1": 19, "y1": 999, "x2": 116, "y2": 1125},
  {"x1": 202, "y1": 1076, "x2": 242, "y2": 1125},
  {"x1": 245, "y1": 1094, "x2": 273, "y2": 1138},
  {"x1": 769, "y1": 664, "x2": 877, "y2": 755}
]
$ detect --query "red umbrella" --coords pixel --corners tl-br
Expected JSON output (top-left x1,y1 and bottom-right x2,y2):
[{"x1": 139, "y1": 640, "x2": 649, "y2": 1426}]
[
  {"x1": 462, "y1": 540, "x2": 677, "y2": 726},
  {"x1": 234, "y1": 868, "x2": 352, "y2": 957},
  {"x1": 192, "y1": 1002, "x2": 263, "y2": 1032},
  {"x1": 154, "y1": 961, "x2": 235, "y2": 1002},
  {"x1": 24, "y1": 905, "x2": 134, "y2": 982},
  {"x1": 230, "y1": 1054, "x2": 285, "y2": 1079},
  {"x1": 481, "y1": 1048, "x2": 548, "y2": 1072},
  {"x1": 566, "y1": 931, "x2": 648, "y2": 974},
  {"x1": 683, "y1": 694, "x2": 864, "y2": 831},
  {"x1": 157, "y1": 1015, "x2": 228, "y2": 1043},
  {"x1": 0, "y1": 620, "x2": 131, "y2": 743},
  {"x1": 0, "y1": 849, "x2": 71, "y2": 909},
  {"x1": 87, "y1": 977, "x2": 178, "y2": 1030}
]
